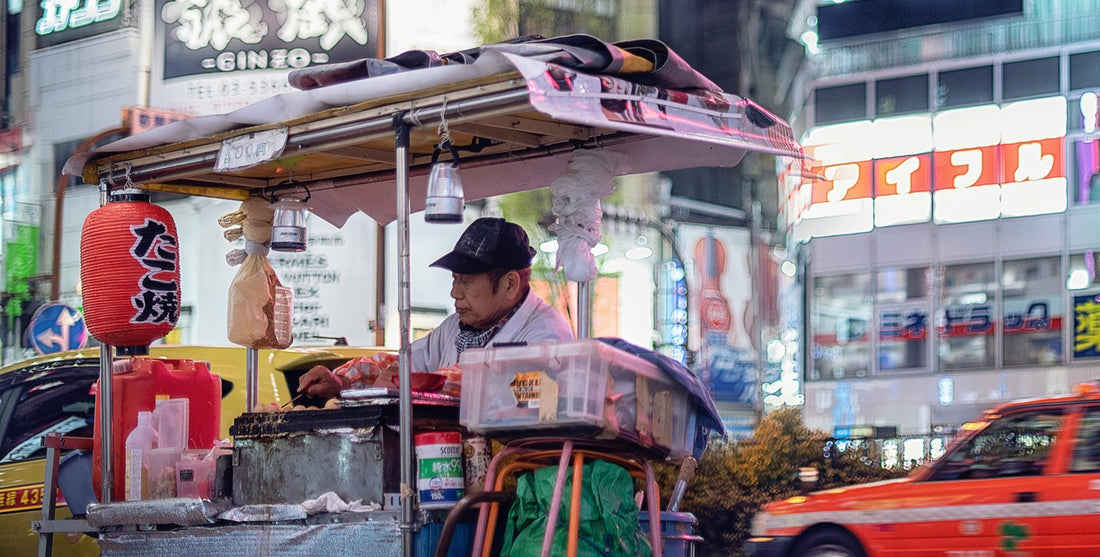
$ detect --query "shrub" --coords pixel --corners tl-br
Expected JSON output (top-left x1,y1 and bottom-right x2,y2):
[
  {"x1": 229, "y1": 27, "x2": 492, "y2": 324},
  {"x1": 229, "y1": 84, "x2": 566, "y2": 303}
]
[{"x1": 655, "y1": 407, "x2": 908, "y2": 557}]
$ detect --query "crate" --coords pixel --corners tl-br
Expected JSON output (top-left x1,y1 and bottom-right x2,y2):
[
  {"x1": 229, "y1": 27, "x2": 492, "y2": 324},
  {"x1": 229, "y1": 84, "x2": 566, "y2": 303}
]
[{"x1": 459, "y1": 339, "x2": 696, "y2": 459}]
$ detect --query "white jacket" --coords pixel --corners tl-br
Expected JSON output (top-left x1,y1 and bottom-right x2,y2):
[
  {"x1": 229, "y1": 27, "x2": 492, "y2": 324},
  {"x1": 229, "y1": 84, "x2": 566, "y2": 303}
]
[{"x1": 411, "y1": 289, "x2": 575, "y2": 372}]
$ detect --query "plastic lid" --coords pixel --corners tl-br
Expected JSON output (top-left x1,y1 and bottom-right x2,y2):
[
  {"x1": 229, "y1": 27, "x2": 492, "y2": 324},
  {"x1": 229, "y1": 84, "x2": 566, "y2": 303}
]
[
  {"x1": 415, "y1": 431, "x2": 461, "y2": 445},
  {"x1": 137, "y1": 411, "x2": 152, "y2": 423}
]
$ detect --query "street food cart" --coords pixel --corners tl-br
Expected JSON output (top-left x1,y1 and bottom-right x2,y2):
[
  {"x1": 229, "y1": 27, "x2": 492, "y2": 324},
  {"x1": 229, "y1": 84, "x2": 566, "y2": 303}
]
[{"x1": 54, "y1": 34, "x2": 803, "y2": 556}]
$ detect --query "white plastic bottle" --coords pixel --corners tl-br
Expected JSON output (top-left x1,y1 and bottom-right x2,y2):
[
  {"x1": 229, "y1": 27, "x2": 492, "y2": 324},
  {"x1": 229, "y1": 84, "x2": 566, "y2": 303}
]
[{"x1": 124, "y1": 411, "x2": 159, "y2": 501}]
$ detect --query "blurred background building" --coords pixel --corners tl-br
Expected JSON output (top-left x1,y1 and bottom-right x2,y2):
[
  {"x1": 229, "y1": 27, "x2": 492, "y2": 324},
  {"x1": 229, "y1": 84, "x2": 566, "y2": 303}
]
[{"x1": 784, "y1": 0, "x2": 1100, "y2": 461}]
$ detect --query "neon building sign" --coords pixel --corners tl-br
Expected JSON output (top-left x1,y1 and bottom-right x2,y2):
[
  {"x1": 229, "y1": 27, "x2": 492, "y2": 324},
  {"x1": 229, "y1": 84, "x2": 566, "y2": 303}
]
[{"x1": 783, "y1": 96, "x2": 1068, "y2": 240}]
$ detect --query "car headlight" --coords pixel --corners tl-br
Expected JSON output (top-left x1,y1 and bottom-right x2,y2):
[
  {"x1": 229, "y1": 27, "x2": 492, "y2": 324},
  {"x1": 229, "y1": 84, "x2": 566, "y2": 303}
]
[{"x1": 750, "y1": 511, "x2": 772, "y2": 536}]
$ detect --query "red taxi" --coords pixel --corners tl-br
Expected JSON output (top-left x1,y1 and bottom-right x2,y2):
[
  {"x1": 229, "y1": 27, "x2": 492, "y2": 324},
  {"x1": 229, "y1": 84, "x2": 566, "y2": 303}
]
[{"x1": 745, "y1": 382, "x2": 1100, "y2": 557}]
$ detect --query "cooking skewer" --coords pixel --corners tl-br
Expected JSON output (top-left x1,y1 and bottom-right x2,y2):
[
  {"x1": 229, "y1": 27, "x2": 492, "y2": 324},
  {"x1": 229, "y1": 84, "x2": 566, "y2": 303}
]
[{"x1": 280, "y1": 393, "x2": 305, "y2": 409}]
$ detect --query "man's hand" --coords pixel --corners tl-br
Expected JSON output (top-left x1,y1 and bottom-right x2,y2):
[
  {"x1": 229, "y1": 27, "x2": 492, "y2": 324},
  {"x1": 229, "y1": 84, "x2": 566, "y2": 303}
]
[{"x1": 298, "y1": 365, "x2": 345, "y2": 399}]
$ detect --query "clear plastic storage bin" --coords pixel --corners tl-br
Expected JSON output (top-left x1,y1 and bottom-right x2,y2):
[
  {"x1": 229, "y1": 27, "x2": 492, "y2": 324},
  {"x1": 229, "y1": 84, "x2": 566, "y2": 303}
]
[{"x1": 459, "y1": 339, "x2": 696, "y2": 459}]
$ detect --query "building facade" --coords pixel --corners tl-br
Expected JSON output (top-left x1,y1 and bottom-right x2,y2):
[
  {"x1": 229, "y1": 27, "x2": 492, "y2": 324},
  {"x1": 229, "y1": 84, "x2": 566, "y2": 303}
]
[{"x1": 785, "y1": 1, "x2": 1100, "y2": 455}]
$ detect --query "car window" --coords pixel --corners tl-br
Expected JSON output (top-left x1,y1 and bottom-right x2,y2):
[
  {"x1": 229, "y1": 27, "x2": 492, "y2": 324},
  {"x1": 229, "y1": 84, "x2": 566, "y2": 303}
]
[
  {"x1": 0, "y1": 366, "x2": 98, "y2": 463},
  {"x1": 927, "y1": 408, "x2": 1062, "y2": 481},
  {"x1": 1070, "y1": 406, "x2": 1100, "y2": 473}
]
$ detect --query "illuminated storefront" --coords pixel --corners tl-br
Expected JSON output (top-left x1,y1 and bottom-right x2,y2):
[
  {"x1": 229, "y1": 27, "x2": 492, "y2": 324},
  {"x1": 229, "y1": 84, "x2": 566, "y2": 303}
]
[{"x1": 785, "y1": 32, "x2": 1100, "y2": 439}]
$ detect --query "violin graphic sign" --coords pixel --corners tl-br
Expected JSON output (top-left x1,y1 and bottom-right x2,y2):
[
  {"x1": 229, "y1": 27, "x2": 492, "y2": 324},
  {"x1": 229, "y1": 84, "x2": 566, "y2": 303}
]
[{"x1": 684, "y1": 226, "x2": 758, "y2": 405}]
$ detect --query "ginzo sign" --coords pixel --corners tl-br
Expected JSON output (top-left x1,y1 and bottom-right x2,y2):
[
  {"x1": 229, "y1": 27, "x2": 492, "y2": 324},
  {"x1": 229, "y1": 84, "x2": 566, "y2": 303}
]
[
  {"x1": 157, "y1": 0, "x2": 381, "y2": 79},
  {"x1": 783, "y1": 96, "x2": 1069, "y2": 236}
]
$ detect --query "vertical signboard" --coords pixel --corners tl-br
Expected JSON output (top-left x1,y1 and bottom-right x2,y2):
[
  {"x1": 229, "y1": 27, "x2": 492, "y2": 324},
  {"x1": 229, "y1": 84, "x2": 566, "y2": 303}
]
[
  {"x1": 152, "y1": 0, "x2": 381, "y2": 115},
  {"x1": 1074, "y1": 292, "x2": 1100, "y2": 359},
  {"x1": 680, "y1": 225, "x2": 757, "y2": 406}
]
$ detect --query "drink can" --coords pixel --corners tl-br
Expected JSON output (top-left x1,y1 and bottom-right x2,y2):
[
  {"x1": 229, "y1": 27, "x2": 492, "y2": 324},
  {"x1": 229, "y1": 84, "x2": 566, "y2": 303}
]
[{"x1": 463, "y1": 435, "x2": 491, "y2": 493}]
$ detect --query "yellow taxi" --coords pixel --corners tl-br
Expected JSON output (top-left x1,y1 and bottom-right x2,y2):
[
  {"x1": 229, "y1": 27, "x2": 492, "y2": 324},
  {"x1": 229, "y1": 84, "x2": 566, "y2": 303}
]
[
  {"x1": 745, "y1": 382, "x2": 1100, "y2": 557},
  {"x1": 0, "y1": 344, "x2": 385, "y2": 557}
]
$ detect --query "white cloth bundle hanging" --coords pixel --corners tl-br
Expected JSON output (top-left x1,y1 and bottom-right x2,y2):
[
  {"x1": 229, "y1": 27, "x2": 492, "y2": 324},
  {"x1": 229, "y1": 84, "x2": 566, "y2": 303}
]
[{"x1": 549, "y1": 150, "x2": 632, "y2": 281}]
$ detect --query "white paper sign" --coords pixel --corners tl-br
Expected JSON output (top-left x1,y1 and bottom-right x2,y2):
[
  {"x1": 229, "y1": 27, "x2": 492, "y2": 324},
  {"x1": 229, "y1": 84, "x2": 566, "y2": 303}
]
[{"x1": 216, "y1": 128, "x2": 288, "y2": 172}]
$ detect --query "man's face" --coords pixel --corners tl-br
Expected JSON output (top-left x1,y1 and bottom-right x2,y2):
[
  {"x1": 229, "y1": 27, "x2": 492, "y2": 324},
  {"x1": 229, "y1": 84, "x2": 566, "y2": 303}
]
[{"x1": 450, "y1": 271, "x2": 514, "y2": 329}]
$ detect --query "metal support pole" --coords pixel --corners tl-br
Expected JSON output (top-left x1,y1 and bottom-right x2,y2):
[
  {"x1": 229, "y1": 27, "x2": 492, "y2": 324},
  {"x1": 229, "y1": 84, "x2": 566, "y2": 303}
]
[
  {"x1": 96, "y1": 182, "x2": 115, "y2": 504},
  {"x1": 748, "y1": 198, "x2": 764, "y2": 417},
  {"x1": 393, "y1": 113, "x2": 416, "y2": 555},
  {"x1": 245, "y1": 348, "x2": 258, "y2": 413},
  {"x1": 576, "y1": 280, "x2": 591, "y2": 339},
  {"x1": 98, "y1": 343, "x2": 113, "y2": 502}
]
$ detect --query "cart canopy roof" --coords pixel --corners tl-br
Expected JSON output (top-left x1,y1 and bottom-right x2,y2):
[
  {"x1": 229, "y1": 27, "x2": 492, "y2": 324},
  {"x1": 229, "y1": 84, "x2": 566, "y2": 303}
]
[{"x1": 66, "y1": 34, "x2": 802, "y2": 227}]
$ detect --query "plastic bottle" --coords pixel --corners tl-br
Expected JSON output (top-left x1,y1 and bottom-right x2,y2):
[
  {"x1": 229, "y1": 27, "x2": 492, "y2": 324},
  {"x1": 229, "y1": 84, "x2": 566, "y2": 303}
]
[{"x1": 124, "y1": 411, "x2": 159, "y2": 501}]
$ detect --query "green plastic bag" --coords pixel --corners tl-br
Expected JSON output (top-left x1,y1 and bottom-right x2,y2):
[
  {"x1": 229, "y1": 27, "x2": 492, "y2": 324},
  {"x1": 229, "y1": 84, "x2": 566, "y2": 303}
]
[{"x1": 500, "y1": 460, "x2": 653, "y2": 557}]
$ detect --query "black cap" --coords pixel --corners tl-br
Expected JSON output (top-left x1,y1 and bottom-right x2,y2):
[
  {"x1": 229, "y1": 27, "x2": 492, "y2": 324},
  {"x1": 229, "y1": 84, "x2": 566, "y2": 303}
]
[{"x1": 430, "y1": 217, "x2": 536, "y2": 274}]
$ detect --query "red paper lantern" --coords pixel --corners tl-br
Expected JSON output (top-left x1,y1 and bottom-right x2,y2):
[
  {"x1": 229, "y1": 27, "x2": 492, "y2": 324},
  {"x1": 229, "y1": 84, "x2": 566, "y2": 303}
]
[{"x1": 80, "y1": 193, "x2": 180, "y2": 352}]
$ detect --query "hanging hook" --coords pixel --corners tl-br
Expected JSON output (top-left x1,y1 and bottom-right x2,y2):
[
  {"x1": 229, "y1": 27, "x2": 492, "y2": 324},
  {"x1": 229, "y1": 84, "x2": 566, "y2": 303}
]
[
  {"x1": 259, "y1": 167, "x2": 312, "y2": 204},
  {"x1": 431, "y1": 139, "x2": 462, "y2": 168},
  {"x1": 436, "y1": 96, "x2": 452, "y2": 149},
  {"x1": 123, "y1": 163, "x2": 135, "y2": 189}
]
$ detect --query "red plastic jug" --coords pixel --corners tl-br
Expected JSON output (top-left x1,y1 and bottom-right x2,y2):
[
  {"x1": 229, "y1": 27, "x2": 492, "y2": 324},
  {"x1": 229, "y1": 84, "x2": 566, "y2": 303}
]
[{"x1": 92, "y1": 357, "x2": 221, "y2": 501}]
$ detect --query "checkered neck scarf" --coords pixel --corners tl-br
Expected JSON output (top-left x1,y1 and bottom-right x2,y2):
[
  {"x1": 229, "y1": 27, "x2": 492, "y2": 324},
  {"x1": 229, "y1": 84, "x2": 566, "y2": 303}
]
[{"x1": 454, "y1": 289, "x2": 527, "y2": 356}]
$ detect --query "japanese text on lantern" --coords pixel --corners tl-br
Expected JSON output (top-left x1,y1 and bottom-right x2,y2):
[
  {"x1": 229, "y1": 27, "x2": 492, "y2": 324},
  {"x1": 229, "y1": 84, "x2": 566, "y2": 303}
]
[{"x1": 129, "y1": 218, "x2": 179, "y2": 325}]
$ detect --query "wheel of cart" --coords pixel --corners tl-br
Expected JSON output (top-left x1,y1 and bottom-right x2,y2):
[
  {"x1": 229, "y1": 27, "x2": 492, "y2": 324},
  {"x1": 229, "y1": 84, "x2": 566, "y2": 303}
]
[{"x1": 435, "y1": 436, "x2": 664, "y2": 557}]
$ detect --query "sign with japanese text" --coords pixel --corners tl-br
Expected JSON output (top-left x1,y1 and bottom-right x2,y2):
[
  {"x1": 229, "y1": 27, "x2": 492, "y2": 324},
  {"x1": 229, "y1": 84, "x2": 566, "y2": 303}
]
[
  {"x1": 936, "y1": 300, "x2": 1062, "y2": 338},
  {"x1": 873, "y1": 154, "x2": 933, "y2": 226},
  {"x1": 793, "y1": 96, "x2": 1069, "y2": 237},
  {"x1": 1003, "y1": 300, "x2": 1060, "y2": 334},
  {"x1": 126, "y1": 106, "x2": 192, "y2": 135},
  {"x1": 130, "y1": 217, "x2": 180, "y2": 326},
  {"x1": 939, "y1": 304, "x2": 995, "y2": 337},
  {"x1": 1074, "y1": 293, "x2": 1100, "y2": 358},
  {"x1": 874, "y1": 154, "x2": 933, "y2": 197},
  {"x1": 809, "y1": 160, "x2": 874, "y2": 204},
  {"x1": 933, "y1": 145, "x2": 999, "y2": 192},
  {"x1": 157, "y1": 0, "x2": 381, "y2": 80},
  {"x1": 876, "y1": 303, "x2": 930, "y2": 371},
  {"x1": 35, "y1": 0, "x2": 129, "y2": 48},
  {"x1": 216, "y1": 128, "x2": 288, "y2": 171},
  {"x1": 150, "y1": 0, "x2": 381, "y2": 115},
  {"x1": 878, "y1": 308, "x2": 928, "y2": 341},
  {"x1": 0, "y1": 485, "x2": 49, "y2": 514}
]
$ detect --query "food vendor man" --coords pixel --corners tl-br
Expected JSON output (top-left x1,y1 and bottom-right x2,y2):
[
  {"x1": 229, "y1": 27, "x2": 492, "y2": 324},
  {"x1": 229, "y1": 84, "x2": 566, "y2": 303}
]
[{"x1": 297, "y1": 217, "x2": 575, "y2": 398}]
